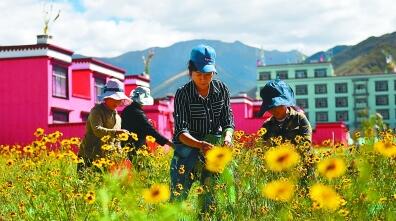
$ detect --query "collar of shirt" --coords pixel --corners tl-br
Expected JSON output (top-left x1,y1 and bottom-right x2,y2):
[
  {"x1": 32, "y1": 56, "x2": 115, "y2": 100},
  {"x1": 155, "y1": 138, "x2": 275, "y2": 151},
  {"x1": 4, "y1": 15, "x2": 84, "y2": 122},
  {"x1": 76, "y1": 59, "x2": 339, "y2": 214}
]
[{"x1": 190, "y1": 80, "x2": 221, "y2": 99}]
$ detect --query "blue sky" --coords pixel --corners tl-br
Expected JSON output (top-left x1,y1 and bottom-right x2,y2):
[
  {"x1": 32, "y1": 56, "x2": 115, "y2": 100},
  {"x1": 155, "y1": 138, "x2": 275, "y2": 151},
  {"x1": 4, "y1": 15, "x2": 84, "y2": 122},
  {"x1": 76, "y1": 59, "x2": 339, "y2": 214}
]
[{"x1": 1, "y1": 0, "x2": 396, "y2": 57}]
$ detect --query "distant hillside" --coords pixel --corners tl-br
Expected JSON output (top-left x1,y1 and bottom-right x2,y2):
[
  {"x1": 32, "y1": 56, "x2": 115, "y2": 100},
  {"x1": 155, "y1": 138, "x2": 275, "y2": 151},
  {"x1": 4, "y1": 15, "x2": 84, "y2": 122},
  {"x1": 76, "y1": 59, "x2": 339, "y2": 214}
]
[
  {"x1": 305, "y1": 45, "x2": 349, "y2": 63},
  {"x1": 332, "y1": 32, "x2": 396, "y2": 75},
  {"x1": 306, "y1": 32, "x2": 396, "y2": 76},
  {"x1": 97, "y1": 39, "x2": 303, "y2": 97}
]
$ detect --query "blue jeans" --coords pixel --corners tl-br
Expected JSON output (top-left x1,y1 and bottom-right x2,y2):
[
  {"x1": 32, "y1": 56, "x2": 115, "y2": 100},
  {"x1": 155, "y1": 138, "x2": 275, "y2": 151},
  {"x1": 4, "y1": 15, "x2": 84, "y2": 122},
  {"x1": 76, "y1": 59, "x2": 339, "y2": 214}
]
[{"x1": 170, "y1": 143, "x2": 218, "y2": 215}]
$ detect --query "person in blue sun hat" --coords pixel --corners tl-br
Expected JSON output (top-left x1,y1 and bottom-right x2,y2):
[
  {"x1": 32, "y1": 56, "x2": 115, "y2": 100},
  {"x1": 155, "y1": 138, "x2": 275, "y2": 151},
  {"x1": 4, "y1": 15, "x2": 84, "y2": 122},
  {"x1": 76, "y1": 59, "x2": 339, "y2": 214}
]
[{"x1": 257, "y1": 78, "x2": 312, "y2": 145}]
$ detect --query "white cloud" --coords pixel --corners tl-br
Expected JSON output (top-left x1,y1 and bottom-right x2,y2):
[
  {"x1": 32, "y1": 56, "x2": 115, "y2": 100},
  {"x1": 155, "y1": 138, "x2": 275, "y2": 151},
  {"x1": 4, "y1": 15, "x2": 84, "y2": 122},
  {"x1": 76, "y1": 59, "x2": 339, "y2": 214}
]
[{"x1": 1, "y1": 0, "x2": 396, "y2": 56}]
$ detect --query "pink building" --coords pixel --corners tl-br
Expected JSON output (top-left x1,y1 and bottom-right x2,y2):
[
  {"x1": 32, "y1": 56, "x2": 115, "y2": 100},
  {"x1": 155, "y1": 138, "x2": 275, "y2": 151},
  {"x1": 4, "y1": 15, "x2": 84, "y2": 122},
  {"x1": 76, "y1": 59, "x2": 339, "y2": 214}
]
[
  {"x1": 230, "y1": 93, "x2": 268, "y2": 134},
  {"x1": 0, "y1": 35, "x2": 126, "y2": 145},
  {"x1": 0, "y1": 35, "x2": 348, "y2": 146}
]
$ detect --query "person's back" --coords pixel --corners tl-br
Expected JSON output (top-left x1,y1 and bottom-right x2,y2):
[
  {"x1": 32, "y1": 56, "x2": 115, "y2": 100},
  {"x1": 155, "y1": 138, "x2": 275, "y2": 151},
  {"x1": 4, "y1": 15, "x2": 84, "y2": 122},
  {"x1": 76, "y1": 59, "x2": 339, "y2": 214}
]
[{"x1": 121, "y1": 86, "x2": 173, "y2": 157}]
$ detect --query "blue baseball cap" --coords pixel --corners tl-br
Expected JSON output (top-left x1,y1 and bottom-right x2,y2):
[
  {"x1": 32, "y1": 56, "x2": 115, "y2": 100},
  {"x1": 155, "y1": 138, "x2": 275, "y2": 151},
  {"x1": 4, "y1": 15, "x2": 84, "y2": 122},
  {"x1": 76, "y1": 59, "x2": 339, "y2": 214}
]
[
  {"x1": 190, "y1": 44, "x2": 217, "y2": 73},
  {"x1": 257, "y1": 79, "x2": 296, "y2": 117}
]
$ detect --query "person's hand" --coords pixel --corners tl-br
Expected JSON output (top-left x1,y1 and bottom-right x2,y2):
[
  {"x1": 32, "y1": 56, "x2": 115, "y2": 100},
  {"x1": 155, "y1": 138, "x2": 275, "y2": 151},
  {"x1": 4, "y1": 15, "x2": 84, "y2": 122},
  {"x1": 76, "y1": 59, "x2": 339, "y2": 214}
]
[
  {"x1": 223, "y1": 134, "x2": 233, "y2": 147},
  {"x1": 200, "y1": 141, "x2": 214, "y2": 154}
]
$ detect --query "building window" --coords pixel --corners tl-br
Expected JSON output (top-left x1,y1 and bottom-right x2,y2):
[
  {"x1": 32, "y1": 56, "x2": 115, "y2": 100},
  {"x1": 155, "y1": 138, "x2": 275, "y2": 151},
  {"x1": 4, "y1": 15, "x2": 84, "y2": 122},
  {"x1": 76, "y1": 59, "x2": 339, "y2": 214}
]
[
  {"x1": 376, "y1": 95, "x2": 389, "y2": 105},
  {"x1": 335, "y1": 83, "x2": 348, "y2": 93},
  {"x1": 316, "y1": 112, "x2": 328, "y2": 122},
  {"x1": 259, "y1": 71, "x2": 271, "y2": 80},
  {"x1": 81, "y1": 112, "x2": 89, "y2": 122},
  {"x1": 52, "y1": 110, "x2": 69, "y2": 123},
  {"x1": 314, "y1": 68, "x2": 327, "y2": 77},
  {"x1": 375, "y1": 81, "x2": 388, "y2": 91},
  {"x1": 336, "y1": 111, "x2": 349, "y2": 121},
  {"x1": 315, "y1": 98, "x2": 328, "y2": 108},
  {"x1": 315, "y1": 84, "x2": 327, "y2": 94},
  {"x1": 94, "y1": 78, "x2": 106, "y2": 103},
  {"x1": 52, "y1": 65, "x2": 68, "y2": 98},
  {"x1": 296, "y1": 98, "x2": 309, "y2": 109},
  {"x1": 376, "y1": 109, "x2": 389, "y2": 120},
  {"x1": 295, "y1": 85, "x2": 308, "y2": 95},
  {"x1": 276, "y1": 70, "x2": 288, "y2": 79},
  {"x1": 295, "y1": 70, "x2": 307, "y2": 79},
  {"x1": 335, "y1": 97, "x2": 348, "y2": 107},
  {"x1": 296, "y1": 85, "x2": 308, "y2": 95},
  {"x1": 394, "y1": 80, "x2": 396, "y2": 90},
  {"x1": 355, "y1": 84, "x2": 366, "y2": 90},
  {"x1": 305, "y1": 112, "x2": 309, "y2": 120}
]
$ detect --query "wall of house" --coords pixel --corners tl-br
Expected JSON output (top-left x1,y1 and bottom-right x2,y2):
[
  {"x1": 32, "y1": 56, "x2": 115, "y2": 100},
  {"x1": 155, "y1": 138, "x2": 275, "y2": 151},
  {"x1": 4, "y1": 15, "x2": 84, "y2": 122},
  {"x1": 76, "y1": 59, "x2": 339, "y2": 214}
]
[{"x1": 0, "y1": 57, "x2": 49, "y2": 144}]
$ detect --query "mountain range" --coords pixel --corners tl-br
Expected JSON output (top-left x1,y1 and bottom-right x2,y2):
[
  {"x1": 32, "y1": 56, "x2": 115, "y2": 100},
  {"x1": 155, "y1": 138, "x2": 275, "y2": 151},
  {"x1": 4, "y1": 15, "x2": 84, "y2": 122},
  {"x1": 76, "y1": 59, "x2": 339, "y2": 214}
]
[
  {"x1": 97, "y1": 39, "x2": 303, "y2": 97},
  {"x1": 91, "y1": 31, "x2": 396, "y2": 98}
]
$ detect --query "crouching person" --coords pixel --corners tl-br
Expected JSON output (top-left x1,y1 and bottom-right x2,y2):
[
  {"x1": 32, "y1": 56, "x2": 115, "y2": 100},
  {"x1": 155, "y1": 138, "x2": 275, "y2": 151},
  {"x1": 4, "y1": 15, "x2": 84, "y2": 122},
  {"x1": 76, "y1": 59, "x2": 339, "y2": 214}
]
[{"x1": 78, "y1": 78, "x2": 131, "y2": 173}]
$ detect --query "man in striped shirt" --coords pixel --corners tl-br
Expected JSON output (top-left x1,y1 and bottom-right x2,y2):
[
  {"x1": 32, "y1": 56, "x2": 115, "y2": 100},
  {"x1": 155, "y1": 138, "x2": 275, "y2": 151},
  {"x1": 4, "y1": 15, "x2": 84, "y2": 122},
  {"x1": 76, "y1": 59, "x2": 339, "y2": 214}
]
[{"x1": 170, "y1": 44, "x2": 235, "y2": 216}]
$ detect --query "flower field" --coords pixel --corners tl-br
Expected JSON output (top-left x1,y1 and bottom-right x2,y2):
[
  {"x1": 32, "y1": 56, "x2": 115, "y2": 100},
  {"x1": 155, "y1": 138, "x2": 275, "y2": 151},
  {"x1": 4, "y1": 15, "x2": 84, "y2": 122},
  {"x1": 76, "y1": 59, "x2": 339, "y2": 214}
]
[{"x1": 1, "y1": 122, "x2": 396, "y2": 220}]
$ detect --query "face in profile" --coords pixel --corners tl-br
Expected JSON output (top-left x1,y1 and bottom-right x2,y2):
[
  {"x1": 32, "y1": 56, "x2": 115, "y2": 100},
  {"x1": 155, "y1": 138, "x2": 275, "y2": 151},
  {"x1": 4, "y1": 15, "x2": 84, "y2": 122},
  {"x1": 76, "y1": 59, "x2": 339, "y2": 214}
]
[
  {"x1": 104, "y1": 98, "x2": 122, "y2": 110},
  {"x1": 268, "y1": 105, "x2": 287, "y2": 120}
]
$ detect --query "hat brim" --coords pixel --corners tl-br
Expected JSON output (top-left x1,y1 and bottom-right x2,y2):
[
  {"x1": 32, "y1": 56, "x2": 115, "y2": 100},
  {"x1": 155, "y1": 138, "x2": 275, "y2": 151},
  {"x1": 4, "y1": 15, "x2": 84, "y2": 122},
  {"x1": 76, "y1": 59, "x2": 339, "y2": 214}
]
[
  {"x1": 199, "y1": 64, "x2": 217, "y2": 73},
  {"x1": 256, "y1": 97, "x2": 295, "y2": 117},
  {"x1": 99, "y1": 92, "x2": 132, "y2": 105}
]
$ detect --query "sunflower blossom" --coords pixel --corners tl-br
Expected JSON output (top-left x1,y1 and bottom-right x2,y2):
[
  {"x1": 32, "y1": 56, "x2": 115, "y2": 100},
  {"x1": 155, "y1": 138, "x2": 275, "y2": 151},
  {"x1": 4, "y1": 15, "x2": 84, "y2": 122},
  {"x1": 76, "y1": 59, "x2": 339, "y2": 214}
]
[
  {"x1": 309, "y1": 183, "x2": 342, "y2": 210},
  {"x1": 317, "y1": 158, "x2": 346, "y2": 179},
  {"x1": 262, "y1": 179, "x2": 295, "y2": 202},
  {"x1": 205, "y1": 147, "x2": 233, "y2": 173},
  {"x1": 264, "y1": 144, "x2": 300, "y2": 171},
  {"x1": 374, "y1": 140, "x2": 396, "y2": 157},
  {"x1": 143, "y1": 184, "x2": 170, "y2": 204}
]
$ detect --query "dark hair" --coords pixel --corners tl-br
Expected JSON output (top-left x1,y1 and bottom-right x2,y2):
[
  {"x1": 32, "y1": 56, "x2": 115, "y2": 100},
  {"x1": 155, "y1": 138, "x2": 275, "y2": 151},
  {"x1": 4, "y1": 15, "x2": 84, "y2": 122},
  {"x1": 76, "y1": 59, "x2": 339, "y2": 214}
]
[{"x1": 188, "y1": 60, "x2": 197, "y2": 76}]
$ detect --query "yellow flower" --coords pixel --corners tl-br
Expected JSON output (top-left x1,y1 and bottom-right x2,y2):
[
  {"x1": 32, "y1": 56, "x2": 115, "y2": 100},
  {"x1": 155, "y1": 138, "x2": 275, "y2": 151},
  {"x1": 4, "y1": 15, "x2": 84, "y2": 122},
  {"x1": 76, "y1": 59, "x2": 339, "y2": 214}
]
[
  {"x1": 264, "y1": 144, "x2": 300, "y2": 172},
  {"x1": 195, "y1": 186, "x2": 204, "y2": 195},
  {"x1": 146, "y1": 135, "x2": 156, "y2": 143},
  {"x1": 309, "y1": 183, "x2": 342, "y2": 210},
  {"x1": 257, "y1": 128, "x2": 267, "y2": 136},
  {"x1": 61, "y1": 139, "x2": 71, "y2": 146},
  {"x1": 84, "y1": 191, "x2": 96, "y2": 204},
  {"x1": 101, "y1": 144, "x2": 112, "y2": 151},
  {"x1": 322, "y1": 139, "x2": 331, "y2": 146},
  {"x1": 178, "y1": 165, "x2": 185, "y2": 174},
  {"x1": 338, "y1": 209, "x2": 349, "y2": 216},
  {"x1": 130, "y1": 132, "x2": 138, "y2": 141},
  {"x1": 6, "y1": 159, "x2": 14, "y2": 166},
  {"x1": 374, "y1": 140, "x2": 396, "y2": 157},
  {"x1": 101, "y1": 135, "x2": 111, "y2": 143},
  {"x1": 23, "y1": 145, "x2": 34, "y2": 154},
  {"x1": 262, "y1": 179, "x2": 295, "y2": 202},
  {"x1": 317, "y1": 158, "x2": 346, "y2": 179},
  {"x1": 118, "y1": 132, "x2": 129, "y2": 141},
  {"x1": 143, "y1": 184, "x2": 170, "y2": 204},
  {"x1": 205, "y1": 147, "x2": 233, "y2": 173},
  {"x1": 34, "y1": 128, "x2": 44, "y2": 137},
  {"x1": 70, "y1": 137, "x2": 80, "y2": 145}
]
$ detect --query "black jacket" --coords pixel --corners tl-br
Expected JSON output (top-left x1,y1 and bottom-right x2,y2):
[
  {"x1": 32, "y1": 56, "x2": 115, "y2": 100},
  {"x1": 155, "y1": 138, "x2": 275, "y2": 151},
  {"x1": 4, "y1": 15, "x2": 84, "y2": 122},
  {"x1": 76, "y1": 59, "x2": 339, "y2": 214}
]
[
  {"x1": 262, "y1": 107, "x2": 312, "y2": 146},
  {"x1": 121, "y1": 102, "x2": 169, "y2": 149}
]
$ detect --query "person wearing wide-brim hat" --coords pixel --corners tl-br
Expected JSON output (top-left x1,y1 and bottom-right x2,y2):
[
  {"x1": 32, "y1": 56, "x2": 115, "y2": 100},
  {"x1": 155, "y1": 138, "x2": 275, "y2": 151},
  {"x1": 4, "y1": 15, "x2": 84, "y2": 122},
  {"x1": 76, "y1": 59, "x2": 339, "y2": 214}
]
[
  {"x1": 257, "y1": 78, "x2": 312, "y2": 146},
  {"x1": 78, "y1": 78, "x2": 131, "y2": 172},
  {"x1": 169, "y1": 44, "x2": 235, "y2": 216},
  {"x1": 121, "y1": 86, "x2": 173, "y2": 161}
]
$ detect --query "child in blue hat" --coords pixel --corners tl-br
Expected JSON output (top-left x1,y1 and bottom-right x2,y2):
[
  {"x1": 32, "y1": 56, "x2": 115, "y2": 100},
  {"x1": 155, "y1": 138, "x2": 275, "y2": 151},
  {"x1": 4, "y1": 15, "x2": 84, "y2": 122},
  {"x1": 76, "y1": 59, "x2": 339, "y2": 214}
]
[{"x1": 257, "y1": 79, "x2": 312, "y2": 145}]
